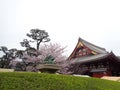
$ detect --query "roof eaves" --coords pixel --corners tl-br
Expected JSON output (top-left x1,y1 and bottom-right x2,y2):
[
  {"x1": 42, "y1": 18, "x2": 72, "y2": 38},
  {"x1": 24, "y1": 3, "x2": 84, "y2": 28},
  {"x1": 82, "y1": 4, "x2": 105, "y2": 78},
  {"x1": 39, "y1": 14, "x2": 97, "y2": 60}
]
[{"x1": 71, "y1": 53, "x2": 109, "y2": 64}]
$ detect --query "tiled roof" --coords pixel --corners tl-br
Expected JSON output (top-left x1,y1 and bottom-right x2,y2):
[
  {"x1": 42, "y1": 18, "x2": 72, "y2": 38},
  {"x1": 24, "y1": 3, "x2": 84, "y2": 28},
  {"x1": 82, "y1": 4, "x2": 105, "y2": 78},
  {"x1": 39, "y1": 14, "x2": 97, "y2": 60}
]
[
  {"x1": 68, "y1": 37, "x2": 108, "y2": 60},
  {"x1": 79, "y1": 37, "x2": 108, "y2": 54},
  {"x1": 117, "y1": 56, "x2": 120, "y2": 59},
  {"x1": 70, "y1": 53, "x2": 109, "y2": 64},
  {"x1": 70, "y1": 52, "x2": 120, "y2": 64},
  {"x1": 68, "y1": 37, "x2": 120, "y2": 64}
]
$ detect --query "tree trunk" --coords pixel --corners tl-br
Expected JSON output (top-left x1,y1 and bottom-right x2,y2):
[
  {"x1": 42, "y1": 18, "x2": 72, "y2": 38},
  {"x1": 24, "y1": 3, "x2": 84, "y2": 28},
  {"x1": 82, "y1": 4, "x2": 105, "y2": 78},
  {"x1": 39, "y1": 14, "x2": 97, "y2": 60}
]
[{"x1": 37, "y1": 42, "x2": 40, "y2": 50}]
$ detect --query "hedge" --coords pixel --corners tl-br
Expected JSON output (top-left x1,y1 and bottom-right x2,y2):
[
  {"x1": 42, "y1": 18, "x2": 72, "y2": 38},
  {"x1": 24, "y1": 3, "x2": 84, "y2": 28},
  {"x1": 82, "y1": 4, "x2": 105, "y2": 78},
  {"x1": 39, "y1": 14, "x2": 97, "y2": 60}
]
[{"x1": 0, "y1": 72, "x2": 120, "y2": 90}]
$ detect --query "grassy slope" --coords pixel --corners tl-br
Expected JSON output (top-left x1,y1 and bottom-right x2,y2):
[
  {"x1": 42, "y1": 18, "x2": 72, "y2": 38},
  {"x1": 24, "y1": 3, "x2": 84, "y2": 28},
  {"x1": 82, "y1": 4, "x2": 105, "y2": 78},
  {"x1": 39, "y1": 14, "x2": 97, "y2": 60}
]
[{"x1": 0, "y1": 72, "x2": 120, "y2": 90}]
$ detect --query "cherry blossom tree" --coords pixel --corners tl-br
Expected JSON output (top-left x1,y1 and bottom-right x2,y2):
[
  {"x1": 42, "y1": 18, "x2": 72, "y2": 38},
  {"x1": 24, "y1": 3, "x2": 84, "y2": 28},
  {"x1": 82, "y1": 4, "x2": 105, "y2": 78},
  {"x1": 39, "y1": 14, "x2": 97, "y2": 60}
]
[
  {"x1": 15, "y1": 49, "x2": 40, "y2": 71},
  {"x1": 38, "y1": 43, "x2": 67, "y2": 64},
  {"x1": 15, "y1": 43, "x2": 67, "y2": 71},
  {"x1": 15, "y1": 29, "x2": 67, "y2": 71}
]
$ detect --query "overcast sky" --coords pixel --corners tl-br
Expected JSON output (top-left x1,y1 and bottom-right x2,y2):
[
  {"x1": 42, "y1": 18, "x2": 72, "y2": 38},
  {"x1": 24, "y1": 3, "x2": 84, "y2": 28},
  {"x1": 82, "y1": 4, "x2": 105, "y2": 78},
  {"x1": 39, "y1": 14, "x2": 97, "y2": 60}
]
[{"x1": 0, "y1": 0, "x2": 120, "y2": 56}]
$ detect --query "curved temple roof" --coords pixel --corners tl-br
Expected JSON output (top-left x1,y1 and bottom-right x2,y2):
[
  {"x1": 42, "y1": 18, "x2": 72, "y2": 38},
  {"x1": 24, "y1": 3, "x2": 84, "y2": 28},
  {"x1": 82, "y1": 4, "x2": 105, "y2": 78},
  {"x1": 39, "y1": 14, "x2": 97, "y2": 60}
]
[
  {"x1": 67, "y1": 37, "x2": 120, "y2": 64},
  {"x1": 70, "y1": 52, "x2": 120, "y2": 64},
  {"x1": 78, "y1": 37, "x2": 108, "y2": 54}
]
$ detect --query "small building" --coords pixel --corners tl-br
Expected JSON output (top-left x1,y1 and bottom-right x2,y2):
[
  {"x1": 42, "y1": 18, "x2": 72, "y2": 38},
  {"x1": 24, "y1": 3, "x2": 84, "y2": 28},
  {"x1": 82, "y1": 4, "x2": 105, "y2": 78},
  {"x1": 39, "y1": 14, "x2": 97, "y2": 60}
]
[{"x1": 64, "y1": 37, "x2": 120, "y2": 78}]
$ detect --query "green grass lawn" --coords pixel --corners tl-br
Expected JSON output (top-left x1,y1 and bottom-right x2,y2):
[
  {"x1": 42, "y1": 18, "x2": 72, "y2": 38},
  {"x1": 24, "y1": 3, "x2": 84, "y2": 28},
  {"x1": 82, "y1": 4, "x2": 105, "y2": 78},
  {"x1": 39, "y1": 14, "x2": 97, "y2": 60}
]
[{"x1": 0, "y1": 72, "x2": 120, "y2": 90}]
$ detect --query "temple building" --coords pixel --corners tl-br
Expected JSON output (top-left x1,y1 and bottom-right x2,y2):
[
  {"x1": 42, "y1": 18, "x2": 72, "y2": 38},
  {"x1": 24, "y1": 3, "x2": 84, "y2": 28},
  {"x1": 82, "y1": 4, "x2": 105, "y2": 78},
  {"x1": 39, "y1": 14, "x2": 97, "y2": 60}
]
[{"x1": 63, "y1": 37, "x2": 120, "y2": 78}]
